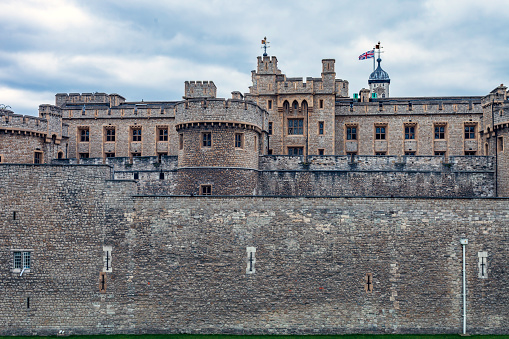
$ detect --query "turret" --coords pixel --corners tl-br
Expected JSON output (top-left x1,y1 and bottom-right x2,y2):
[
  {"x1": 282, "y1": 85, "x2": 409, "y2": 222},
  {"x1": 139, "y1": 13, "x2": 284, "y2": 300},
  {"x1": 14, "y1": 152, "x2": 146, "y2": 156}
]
[
  {"x1": 368, "y1": 58, "x2": 390, "y2": 98},
  {"x1": 183, "y1": 81, "x2": 217, "y2": 99}
]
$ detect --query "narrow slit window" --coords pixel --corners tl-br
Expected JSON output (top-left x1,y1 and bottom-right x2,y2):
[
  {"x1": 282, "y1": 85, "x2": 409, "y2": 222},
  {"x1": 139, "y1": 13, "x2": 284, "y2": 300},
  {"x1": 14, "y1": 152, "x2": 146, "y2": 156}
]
[
  {"x1": 99, "y1": 272, "x2": 106, "y2": 293},
  {"x1": 478, "y1": 251, "x2": 488, "y2": 278},
  {"x1": 246, "y1": 247, "x2": 256, "y2": 274},
  {"x1": 103, "y1": 246, "x2": 112, "y2": 272},
  {"x1": 364, "y1": 273, "x2": 373, "y2": 292}
]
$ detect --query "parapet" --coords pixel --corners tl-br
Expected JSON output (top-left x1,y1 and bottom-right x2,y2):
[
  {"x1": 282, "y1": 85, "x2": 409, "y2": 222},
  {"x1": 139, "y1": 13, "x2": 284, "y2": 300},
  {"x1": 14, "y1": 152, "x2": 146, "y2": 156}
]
[
  {"x1": 256, "y1": 56, "x2": 280, "y2": 75},
  {"x1": 183, "y1": 81, "x2": 217, "y2": 99},
  {"x1": 55, "y1": 93, "x2": 126, "y2": 108},
  {"x1": 0, "y1": 108, "x2": 49, "y2": 135},
  {"x1": 175, "y1": 98, "x2": 268, "y2": 131}
]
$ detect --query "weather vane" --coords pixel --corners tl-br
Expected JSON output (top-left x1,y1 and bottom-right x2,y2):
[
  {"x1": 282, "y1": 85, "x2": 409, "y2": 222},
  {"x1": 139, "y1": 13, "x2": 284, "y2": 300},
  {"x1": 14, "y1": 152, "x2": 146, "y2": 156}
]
[
  {"x1": 373, "y1": 41, "x2": 384, "y2": 71},
  {"x1": 261, "y1": 37, "x2": 270, "y2": 56}
]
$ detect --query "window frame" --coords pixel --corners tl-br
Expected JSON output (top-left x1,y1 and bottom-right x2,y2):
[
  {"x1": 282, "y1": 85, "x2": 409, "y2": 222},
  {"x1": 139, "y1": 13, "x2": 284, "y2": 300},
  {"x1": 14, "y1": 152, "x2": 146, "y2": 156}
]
[
  {"x1": 288, "y1": 146, "x2": 304, "y2": 156},
  {"x1": 434, "y1": 123, "x2": 447, "y2": 140},
  {"x1": 158, "y1": 126, "x2": 169, "y2": 142},
  {"x1": 346, "y1": 126, "x2": 357, "y2": 140},
  {"x1": 318, "y1": 121, "x2": 324, "y2": 135},
  {"x1": 375, "y1": 125, "x2": 387, "y2": 140},
  {"x1": 200, "y1": 184, "x2": 212, "y2": 196},
  {"x1": 79, "y1": 127, "x2": 90, "y2": 142},
  {"x1": 405, "y1": 126, "x2": 415, "y2": 140},
  {"x1": 288, "y1": 118, "x2": 304, "y2": 135},
  {"x1": 234, "y1": 133, "x2": 244, "y2": 149},
  {"x1": 104, "y1": 127, "x2": 116, "y2": 142},
  {"x1": 33, "y1": 151, "x2": 43, "y2": 164},
  {"x1": 131, "y1": 127, "x2": 142, "y2": 142},
  {"x1": 202, "y1": 132, "x2": 212, "y2": 148},
  {"x1": 464, "y1": 124, "x2": 476, "y2": 140},
  {"x1": 12, "y1": 250, "x2": 31, "y2": 273}
]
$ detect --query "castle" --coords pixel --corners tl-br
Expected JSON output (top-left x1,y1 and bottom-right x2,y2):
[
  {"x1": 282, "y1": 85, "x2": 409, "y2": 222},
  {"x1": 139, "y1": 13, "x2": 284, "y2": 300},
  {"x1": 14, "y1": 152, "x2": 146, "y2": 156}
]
[{"x1": 0, "y1": 51, "x2": 508, "y2": 335}]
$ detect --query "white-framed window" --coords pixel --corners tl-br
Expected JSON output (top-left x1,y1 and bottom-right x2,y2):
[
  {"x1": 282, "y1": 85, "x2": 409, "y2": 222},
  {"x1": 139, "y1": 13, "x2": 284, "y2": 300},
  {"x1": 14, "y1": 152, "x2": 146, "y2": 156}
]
[
  {"x1": 13, "y1": 251, "x2": 31, "y2": 273},
  {"x1": 103, "y1": 245, "x2": 112, "y2": 272}
]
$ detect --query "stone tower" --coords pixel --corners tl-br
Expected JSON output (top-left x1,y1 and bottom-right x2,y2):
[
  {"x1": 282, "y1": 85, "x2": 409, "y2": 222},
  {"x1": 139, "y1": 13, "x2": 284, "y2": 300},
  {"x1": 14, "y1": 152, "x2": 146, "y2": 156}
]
[
  {"x1": 368, "y1": 58, "x2": 390, "y2": 98},
  {"x1": 481, "y1": 84, "x2": 509, "y2": 196},
  {"x1": 174, "y1": 82, "x2": 269, "y2": 195}
]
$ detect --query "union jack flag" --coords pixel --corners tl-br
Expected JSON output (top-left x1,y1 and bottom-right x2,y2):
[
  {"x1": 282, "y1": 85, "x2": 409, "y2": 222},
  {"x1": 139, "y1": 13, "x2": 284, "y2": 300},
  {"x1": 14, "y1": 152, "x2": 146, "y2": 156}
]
[{"x1": 358, "y1": 50, "x2": 374, "y2": 60}]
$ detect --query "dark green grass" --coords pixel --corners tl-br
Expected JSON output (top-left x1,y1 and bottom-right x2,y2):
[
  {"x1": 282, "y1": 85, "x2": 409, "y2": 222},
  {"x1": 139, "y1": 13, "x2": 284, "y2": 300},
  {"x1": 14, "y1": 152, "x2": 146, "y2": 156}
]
[{"x1": 0, "y1": 336, "x2": 507, "y2": 338}]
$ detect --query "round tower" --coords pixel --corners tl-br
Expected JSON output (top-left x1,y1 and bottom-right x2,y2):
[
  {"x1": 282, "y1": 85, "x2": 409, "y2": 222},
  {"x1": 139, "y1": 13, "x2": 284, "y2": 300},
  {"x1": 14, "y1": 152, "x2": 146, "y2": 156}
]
[
  {"x1": 174, "y1": 97, "x2": 268, "y2": 196},
  {"x1": 368, "y1": 58, "x2": 390, "y2": 98}
]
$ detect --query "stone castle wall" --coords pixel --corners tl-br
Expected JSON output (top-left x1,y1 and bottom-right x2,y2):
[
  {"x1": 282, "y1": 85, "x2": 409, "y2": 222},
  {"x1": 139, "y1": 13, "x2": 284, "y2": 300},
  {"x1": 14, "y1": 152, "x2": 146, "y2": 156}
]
[
  {"x1": 0, "y1": 109, "x2": 68, "y2": 163},
  {"x1": 1, "y1": 165, "x2": 508, "y2": 335}
]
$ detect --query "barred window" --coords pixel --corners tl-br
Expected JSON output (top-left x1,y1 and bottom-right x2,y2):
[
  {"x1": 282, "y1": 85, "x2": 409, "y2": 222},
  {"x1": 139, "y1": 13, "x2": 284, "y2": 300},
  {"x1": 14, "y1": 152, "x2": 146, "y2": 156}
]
[{"x1": 288, "y1": 119, "x2": 303, "y2": 135}]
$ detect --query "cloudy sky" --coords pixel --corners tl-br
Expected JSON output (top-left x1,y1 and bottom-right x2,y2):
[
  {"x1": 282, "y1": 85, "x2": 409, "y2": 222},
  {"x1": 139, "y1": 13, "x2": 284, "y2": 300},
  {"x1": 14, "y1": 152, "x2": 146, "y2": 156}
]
[{"x1": 1, "y1": 0, "x2": 508, "y2": 116}]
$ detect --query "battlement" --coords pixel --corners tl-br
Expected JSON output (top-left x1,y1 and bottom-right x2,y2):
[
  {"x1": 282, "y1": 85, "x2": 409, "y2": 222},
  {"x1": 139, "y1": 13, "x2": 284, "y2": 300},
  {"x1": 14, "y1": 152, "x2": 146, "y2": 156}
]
[
  {"x1": 0, "y1": 108, "x2": 49, "y2": 135},
  {"x1": 336, "y1": 97, "x2": 483, "y2": 116},
  {"x1": 175, "y1": 98, "x2": 268, "y2": 130},
  {"x1": 183, "y1": 81, "x2": 217, "y2": 99},
  {"x1": 60, "y1": 102, "x2": 177, "y2": 119},
  {"x1": 256, "y1": 56, "x2": 280, "y2": 75},
  {"x1": 55, "y1": 92, "x2": 126, "y2": 107}
]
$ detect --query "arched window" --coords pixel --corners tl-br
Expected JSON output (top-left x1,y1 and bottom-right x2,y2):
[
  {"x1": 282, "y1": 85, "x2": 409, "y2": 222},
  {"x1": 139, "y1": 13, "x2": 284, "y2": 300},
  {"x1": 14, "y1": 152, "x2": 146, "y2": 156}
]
[
  {"x1": 301, "y1": 100, "x2": 308, "y2": 115},
  {"x1": 283, "y1": 101, "x2": 290, "y2": 114},
  {"x1": 57, "y1": 151, "x2": 64, "y2": 159},
  {"x1": 292, "y1": 100, "x2": 299, "y2": 112}
]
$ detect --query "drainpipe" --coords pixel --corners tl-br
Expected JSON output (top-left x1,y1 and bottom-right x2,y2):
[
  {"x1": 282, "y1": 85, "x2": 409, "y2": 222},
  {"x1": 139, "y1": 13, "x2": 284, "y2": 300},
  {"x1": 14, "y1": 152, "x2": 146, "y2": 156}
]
[{"x1": 460, "y1": 238, "x2": 468, "y2": 335}]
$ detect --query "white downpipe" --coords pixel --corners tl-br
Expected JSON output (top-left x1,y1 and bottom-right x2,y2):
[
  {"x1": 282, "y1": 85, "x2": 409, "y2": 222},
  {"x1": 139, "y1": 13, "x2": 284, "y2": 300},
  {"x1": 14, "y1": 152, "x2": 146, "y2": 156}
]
[{"x1": 460, "y1": 239, "x2": 468, "y2": 335}]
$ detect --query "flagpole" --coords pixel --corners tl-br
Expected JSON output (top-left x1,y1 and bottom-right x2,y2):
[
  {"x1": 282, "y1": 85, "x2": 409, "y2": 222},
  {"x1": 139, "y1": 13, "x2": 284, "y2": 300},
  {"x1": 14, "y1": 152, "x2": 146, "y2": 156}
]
[{"x1": 373, "y1": 44, "x2": 376, "y2": 72}]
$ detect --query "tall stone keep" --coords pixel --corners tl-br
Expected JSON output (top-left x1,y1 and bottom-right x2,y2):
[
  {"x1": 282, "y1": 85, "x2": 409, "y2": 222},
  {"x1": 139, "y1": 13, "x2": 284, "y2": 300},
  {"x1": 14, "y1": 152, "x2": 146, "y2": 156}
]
[{"x1": 174, "y1": 82, "x2": 269, "y2": 195}]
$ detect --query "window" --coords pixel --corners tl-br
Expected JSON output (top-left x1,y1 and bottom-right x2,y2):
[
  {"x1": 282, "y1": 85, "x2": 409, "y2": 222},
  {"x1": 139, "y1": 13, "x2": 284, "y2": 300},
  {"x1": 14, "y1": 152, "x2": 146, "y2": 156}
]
[
  {"x1": 246, "y1": 247, "x2": 256, "y2": 274},
  {"x1": 235, "y1": 133, "x2": 243, "y2": 148},
  {"x1": 159, "y1": 172, "x2": 165, "y2": 180},
  {"x1": 103, "y1": 246, "x2": 112, "y2": 272},
  {"x1": 268, "y1": 100, "x2": 272, "y2": 109},
  {"x1": 268, "y1": 122, "x2": 273, "y2": 135},
  {"x1": 434, "y1": 125, "x2": 446, "y2": 139},
  {"x1": 57, "y1": 151, "x2": 64, "y2": 159},
  {"x1": 318, "y1": 121, "x2": 324, "y2": 135},
  {"x1": 13, "y1": 251, "x2": 31, "y2": 271},
  {"x1": 131, "y1": 152, "x2": 141, "y2": 157},
  {"x1": 132, "y1": 127, "x2": 142, "y2": 142},
  {"x1": 179, "y1": 134, "x2": 184, "y2": 150},
  {"x1": 158, "y1": 127, "x2": 168, "y2": 141},
  {"x1": 375, "y1": 126, "x2": 386, "y2": 140},
  {"x1": 79, "y1": 153, "x2": 89, "y2": 159},
  {"x1": 105, "y1": 128, "x2": 115, "y2": 142},
  {"x1": 319, "y1": 99, "x2": 324, "y2": 109},
  {"x1": 375, "y1": 151, "x2": 386, "y2": 155},
  {"x1": 405, "y1": 151, "x2": 416, "y2": 155},
  {"x1": 105, "y1": 152, "x2": 115, "y2": 158},
  {"x1": 200, "y1": 185, "x2": 212, "y2": 195},
  {"x1": 268, "y1": 149, "x2": 273, "y2": 155},
  {"x1": 478, "y1": 251, "x2": 488, "y2": 278},
  {"x1": 288, "y1": 119, "x2": 303, "y2": 135},
  {"x1": 80, "y1": 127, "x2": 89, "y2": 142},
  {"x1": 99, "y1": 272, "x2": 106, "y2": 293},
  {"x1": 364, "y1": 273, "x2": 373, "y2": 293},
  {"x1": 133, "y1": 172, "x2": 139, "y2": 180},
  {"x1": 405, "y1": 126, "x2": 415, "y2": 139},
  {"x1": 346, "y1": 126, "x2": 357, "y2": 140},
  {"x1": 435, "y1": 151, "x2": 446, "y2": 156},
  {"x1": 288, "y1": 147, "x2": 303, "y2": 155},
  {"x1": 346, "y1": 152, "x2": 357, "y2": 156},
  {"x1": 202, "y1": 132, "x2": 212, "y2": 147},
  {"x1": 292, "y1": 101, "x2": 298, "y2": 111},
  {"x1": 464, "y1": 151, "x2": 476, "y2": 155},
  {"x1": 464, "y1": 125, "x2": 476, "y2": 139},
  {"x1": 318, "y1": 149, "x2": 324, "y2": 155},
  {"x1": 498, "y1": 137, "x2": 504, "y2": 152},
  {"x1": 34, "y1": 151, "x2": 43, "y2": 164}
]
